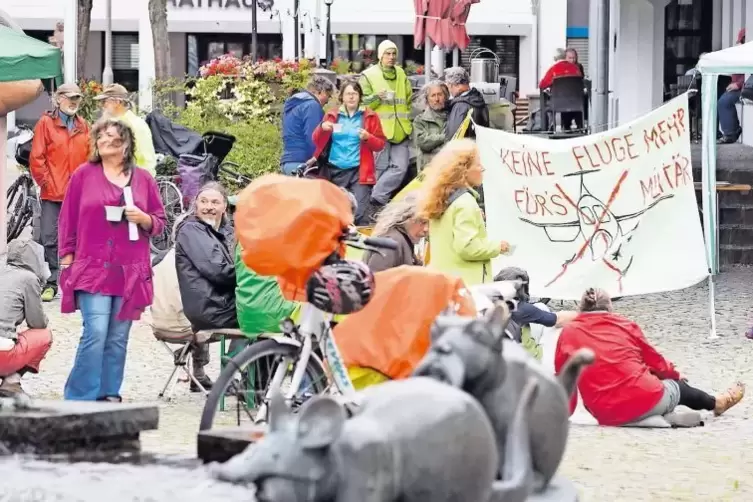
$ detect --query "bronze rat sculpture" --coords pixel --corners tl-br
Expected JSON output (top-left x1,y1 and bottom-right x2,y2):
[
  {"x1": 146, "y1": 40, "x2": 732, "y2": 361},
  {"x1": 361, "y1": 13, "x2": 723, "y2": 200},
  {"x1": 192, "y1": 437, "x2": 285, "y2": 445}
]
[
  {"x1": 413, "y1": 304, "x2": 595, "y2": 493},
  {"x1": 211, "y1": 374, "x2": 542, "y2": 502}
]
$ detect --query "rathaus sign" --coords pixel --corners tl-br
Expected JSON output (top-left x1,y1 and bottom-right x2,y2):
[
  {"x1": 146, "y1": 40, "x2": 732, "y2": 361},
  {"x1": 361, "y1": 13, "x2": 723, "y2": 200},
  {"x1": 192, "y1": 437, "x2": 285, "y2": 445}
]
[{"x1": 169, "y1": 0, "x2": 274, "y2": 8}]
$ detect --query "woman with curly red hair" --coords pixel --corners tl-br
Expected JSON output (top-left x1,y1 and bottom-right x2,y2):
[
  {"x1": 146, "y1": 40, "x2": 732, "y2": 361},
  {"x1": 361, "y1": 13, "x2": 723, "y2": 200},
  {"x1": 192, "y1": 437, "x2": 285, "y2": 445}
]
[{"x1": 418, "y1": 139, "x2": 512, "y2": 285}]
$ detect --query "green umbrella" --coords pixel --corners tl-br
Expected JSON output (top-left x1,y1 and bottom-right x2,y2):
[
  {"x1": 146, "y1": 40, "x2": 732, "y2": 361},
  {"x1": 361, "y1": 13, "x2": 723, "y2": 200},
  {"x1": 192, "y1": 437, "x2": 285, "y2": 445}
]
[{"x1": 0, "y1": 25, "x2": 62, "y2": 85}]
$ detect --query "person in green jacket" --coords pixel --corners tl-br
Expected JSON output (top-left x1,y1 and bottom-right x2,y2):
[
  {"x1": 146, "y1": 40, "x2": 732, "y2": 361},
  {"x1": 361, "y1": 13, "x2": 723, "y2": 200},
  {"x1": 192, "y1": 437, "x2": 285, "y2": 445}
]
[
  {"x1": 419, "y1": 139, "x2": 513, "y2": 286},
  {"x1": 359, "y1": 40, "x2": 413, "y2": 217},
  {"x1": 235, "y1": 244, "x2": 299, "y2": 338},
  {"x1": 413, "y1": 80, "x2": 449, "y2": 172}
]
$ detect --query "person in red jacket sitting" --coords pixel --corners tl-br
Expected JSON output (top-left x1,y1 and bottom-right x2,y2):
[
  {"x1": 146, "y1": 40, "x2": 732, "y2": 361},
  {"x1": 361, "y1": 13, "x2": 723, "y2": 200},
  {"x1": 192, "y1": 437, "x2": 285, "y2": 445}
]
[
  {"x1": 313, "y1": 80, "x2": 387, "y2": 225},
  {"x1": 539, "y1": 48, "x2": 582, "y2": 91},
  {"x1": 555, "y1": 288, "x2": 745, "y2": 426}
]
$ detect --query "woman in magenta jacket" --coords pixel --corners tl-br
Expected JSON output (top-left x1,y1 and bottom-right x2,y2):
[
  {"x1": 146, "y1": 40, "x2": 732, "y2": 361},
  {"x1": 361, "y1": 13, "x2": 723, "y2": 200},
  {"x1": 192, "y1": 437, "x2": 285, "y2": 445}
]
[
  {"x1": 58, "y1": 119, "x2": 166, "y2": 401},
  {"x1": 312, "y1": 80, "x2": 386, "y2": 225}
]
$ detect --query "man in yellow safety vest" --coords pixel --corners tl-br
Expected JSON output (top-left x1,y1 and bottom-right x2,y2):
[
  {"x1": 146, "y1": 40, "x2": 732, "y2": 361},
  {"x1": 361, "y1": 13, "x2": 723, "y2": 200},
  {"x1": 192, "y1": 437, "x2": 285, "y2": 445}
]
[{"x1": 360, "y1": 40, "x2": 413, "y2": 219}]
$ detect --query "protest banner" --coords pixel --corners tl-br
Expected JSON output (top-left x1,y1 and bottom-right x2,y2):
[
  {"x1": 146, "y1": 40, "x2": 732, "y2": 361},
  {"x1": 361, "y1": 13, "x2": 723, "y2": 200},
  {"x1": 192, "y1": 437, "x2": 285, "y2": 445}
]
[{"x1": 477, "y1": 93, "x2": 708, "y2": 300}]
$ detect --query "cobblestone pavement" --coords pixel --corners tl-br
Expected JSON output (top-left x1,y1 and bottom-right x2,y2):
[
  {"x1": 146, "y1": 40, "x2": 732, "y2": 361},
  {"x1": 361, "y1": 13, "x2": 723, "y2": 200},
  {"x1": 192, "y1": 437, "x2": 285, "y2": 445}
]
[{"x1": 23, "y1": 268, "x2": 752, "y2": 501}]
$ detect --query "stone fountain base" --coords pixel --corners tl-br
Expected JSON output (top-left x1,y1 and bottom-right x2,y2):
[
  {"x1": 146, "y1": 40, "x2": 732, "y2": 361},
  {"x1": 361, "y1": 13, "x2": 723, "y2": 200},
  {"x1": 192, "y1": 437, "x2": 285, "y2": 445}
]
[
  {"x1": 197, "y1": 425, "x2": 266, "y2": 464},
  {"x1": 0, "y1": 400, "x2": 159, "y2": 455}
]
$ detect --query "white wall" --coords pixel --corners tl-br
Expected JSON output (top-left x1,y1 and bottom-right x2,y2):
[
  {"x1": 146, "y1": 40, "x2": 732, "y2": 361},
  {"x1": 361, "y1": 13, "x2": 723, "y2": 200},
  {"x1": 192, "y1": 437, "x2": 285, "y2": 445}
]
[
  {"x1": 741, "y1": 0, "x2": 753, "y2": 146},
  {"x1": 538, "y1": 0, "x2": 568, "y2": 82}
]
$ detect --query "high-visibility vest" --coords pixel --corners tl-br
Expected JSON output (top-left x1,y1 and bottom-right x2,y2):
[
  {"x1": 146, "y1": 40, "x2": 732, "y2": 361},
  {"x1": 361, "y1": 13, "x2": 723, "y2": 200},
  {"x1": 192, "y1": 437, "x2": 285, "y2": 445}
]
[{"x1": 361, "y1": 65, "x2": 412, "y2": 142}]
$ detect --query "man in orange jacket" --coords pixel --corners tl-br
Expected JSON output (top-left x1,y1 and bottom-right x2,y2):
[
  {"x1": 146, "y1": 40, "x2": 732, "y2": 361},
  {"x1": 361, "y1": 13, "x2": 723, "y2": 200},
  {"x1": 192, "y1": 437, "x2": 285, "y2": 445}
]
[{"x1": 29, "y1": 83, "x2": 91, "y2": 301}]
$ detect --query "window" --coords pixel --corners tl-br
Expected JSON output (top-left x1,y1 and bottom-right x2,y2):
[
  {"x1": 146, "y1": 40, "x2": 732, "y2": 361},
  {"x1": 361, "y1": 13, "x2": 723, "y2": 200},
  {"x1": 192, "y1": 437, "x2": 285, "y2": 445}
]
[
  {"x1": 663, "y1": 0, "x2": 712, "y2": 99},
  {"x1": 112, "y1": 33, "x2": 140, "y2": 92}
]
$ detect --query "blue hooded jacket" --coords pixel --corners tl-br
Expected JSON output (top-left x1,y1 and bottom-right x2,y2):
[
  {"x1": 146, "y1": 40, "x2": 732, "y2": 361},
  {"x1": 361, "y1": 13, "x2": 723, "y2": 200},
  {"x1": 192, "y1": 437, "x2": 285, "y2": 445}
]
[{"x1": 281, "y1": 91, "x2": 324, "y2": 164}]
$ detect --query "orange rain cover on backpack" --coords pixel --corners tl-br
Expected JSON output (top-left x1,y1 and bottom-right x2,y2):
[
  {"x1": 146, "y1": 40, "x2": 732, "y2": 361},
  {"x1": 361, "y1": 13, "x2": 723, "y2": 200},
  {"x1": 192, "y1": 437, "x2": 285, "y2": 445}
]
[
  {"x1": 234, "y1": 174, "x2": 354, "y2": 301},
  {"x1": 333, "y1": 266, "x2": 477, "y2": 380}
]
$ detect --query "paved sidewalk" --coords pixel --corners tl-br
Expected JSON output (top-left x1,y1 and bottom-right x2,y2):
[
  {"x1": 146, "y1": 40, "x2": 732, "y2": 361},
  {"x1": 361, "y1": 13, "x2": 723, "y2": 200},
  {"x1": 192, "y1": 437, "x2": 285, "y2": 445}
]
[{"x1": 16, "y1": 267, "x2": 753, "y2": 501}]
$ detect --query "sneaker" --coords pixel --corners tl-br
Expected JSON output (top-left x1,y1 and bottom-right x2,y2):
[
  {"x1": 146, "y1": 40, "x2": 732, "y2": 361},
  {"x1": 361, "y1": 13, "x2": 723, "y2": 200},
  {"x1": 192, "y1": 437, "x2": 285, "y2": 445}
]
[
  {"x1": 190, "y1": 375, "x2": 213, "y2": 393},
  {"x1": 0, "y1": 380, "x2": 25, "y2": 398},
  {"x1": 714, "y1": 381, "x2": 745, "y2": 416},
  {"x1": 41, "y1": 286, "x2": 56, "y2": 302}
]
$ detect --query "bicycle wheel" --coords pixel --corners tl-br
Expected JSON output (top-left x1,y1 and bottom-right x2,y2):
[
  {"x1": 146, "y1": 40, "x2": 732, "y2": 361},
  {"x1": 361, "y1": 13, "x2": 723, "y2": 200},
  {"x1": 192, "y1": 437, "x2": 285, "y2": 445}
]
[
  {"x1": 199, "y1": 338, "x2": 329, "y2": 431},
  {"x1": 6, "y1": 176, "x2": 30, "y2": 242},
  {"x1": 150, "y1": 179, "x2": 183, "y2": 253}
]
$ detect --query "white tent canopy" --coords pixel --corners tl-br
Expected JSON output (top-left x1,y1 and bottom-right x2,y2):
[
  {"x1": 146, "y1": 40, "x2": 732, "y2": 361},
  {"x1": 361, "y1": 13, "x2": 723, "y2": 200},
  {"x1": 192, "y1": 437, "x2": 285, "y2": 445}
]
[
  {"x1": 696, "y1": 42, "x2": 753, "y2": 275},
  {"x1": 698, "y1": 42, "x2": 753, "y2": 74}
]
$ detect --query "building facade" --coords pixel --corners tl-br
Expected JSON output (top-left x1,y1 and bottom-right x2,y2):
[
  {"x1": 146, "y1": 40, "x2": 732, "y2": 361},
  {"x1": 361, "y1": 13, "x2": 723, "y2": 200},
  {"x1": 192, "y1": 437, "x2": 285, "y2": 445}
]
[
  {"x1": 589, "y1": 0, "x2": 753, "y2": 146},
  {"x1": 8, "y1": 0, "x2": 746, "y2": 139},
  {"x1": 5, "y1": 0, "x2": 580, "y2": 123}
]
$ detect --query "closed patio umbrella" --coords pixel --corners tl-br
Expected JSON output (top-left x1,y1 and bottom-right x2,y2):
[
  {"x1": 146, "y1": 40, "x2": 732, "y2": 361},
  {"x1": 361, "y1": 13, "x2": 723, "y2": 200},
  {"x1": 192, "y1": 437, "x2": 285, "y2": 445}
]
[{"x1": 414, "y1": 0, "x2": 480, "y2": 50}]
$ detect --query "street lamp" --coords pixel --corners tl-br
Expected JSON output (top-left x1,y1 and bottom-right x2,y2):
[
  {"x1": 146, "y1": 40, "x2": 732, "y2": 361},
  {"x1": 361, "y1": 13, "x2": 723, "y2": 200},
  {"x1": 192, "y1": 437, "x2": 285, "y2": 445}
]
[
  {"x1": 103, "y1": 0, "x2": 113, "y2": 84},
  {"x1": 251, "y1": 0, "x2": 258, "y2": 62},
  {"x1": 324, "y1": 0, "x2": 334, "y2": 66}
]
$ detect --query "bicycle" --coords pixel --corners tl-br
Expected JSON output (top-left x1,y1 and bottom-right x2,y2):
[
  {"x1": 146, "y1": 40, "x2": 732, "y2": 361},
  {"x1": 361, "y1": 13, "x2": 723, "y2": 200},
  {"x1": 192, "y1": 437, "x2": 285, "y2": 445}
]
[
  {"x1": 6, "y1": 125, "x2": 40, "y2": 244},
  {"x1": 6, "y1": 171, "x2": 40, "y2": 244},
  {"x1": 151, "y1": 158, "x2": 184, "y2": 254},
  {"x1": 198, "y1": 227, "x2": 398, "y2": 431}
]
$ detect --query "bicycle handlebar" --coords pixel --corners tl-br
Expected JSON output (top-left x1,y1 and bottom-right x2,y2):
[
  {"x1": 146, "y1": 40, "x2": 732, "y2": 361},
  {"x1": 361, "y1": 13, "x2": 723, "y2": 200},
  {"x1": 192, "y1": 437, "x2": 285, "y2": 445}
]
[{"x1": 362, "y1": 236, "x2": 399, "y2": 250}]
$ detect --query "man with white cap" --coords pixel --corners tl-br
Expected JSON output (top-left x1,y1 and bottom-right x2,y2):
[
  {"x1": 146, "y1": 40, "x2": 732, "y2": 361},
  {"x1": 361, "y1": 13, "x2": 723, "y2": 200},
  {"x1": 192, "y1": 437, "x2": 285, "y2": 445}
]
[
  {"x1": 94, "y1": 83, "x2": 157, "y2": 175},
  {"x1": 29, "y1": 83, "x2": 91, "y2": 302},
  {"x1": 360, "y1": 40, "x2": 413, "y2": 219}
]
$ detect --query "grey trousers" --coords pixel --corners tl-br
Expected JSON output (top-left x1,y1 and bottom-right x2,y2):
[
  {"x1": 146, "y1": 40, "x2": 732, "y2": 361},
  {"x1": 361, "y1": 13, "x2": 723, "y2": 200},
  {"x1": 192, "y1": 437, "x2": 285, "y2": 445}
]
[
  {"x1": 38, "y1": 200, "x2": 61, "y2": 287},
  {"x1": 328, "y1": 167, "x2": 372, "y2": 226},
  {"x1": 372, "y1": 140, "x2": 410, "y2": 205},
  {"x1": 632, "y1": 379, "x2": 681, "y2": 422},
  {"x1": 192, "y1": 338, "x2": 248, "y2": 377}
]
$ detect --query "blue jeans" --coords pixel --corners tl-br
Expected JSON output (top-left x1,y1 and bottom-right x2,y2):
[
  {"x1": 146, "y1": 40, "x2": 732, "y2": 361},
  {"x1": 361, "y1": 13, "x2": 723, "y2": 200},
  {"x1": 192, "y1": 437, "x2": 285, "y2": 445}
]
[
  {"x1": 64, "y1": 293, "x2": 133, "y2": 401},
  {"x1": 281, "y1": 162, "x2": 303, "y2": 176},
  {"x1": 718, "y1": 89, "x2": 742, "y2": 137}
]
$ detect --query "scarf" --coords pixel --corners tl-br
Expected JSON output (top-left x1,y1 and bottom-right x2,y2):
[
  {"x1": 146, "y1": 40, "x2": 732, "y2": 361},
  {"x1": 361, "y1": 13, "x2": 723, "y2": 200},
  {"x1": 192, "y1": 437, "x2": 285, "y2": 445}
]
[
  {"x1": 380, "y1": 63, "x2": 397, "y2": 81},
  {"x1": 58, "y1": 110, "x2": 75, "y2": 131}
]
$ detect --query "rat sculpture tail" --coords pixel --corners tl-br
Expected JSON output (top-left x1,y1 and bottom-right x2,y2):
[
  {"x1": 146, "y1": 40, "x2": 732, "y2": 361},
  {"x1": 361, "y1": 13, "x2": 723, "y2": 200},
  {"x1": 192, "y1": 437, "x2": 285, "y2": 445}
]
[
  {"x1": 557, "y1": 348, "x2": 595, "y2": 397},
  {"x1": 488, "y1": 376, "x2": 539, "y2": 502}
]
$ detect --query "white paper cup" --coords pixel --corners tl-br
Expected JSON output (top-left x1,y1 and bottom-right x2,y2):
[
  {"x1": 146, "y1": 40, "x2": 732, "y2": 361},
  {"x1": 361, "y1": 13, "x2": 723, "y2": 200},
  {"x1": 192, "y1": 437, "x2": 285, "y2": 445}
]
[
  {"x1": 105, "y1": 205, "x2": 124, "y2": 222},
  {"x1": 332, "y1": 123, "x2": 343, "y2": 133},
  {"x1": 385, "y1": 91, "x2": 396, "y2": 101}
]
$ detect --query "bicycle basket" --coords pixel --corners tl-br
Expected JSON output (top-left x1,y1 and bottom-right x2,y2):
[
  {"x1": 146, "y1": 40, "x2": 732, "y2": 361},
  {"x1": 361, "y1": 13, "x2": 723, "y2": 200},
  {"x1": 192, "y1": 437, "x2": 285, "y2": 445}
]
[
  {"x1": 306, "y1": 259, "x2": 375, "y2": 315},
  {"x1": 201, "y1": 131, "x2": 236, "y2": 165},
  {"x1": 15, "y1": 138, "x2": 32, "y2": 168},
  {"x1": 235, "y1": 174, "x2": 354, "y2": 301}
]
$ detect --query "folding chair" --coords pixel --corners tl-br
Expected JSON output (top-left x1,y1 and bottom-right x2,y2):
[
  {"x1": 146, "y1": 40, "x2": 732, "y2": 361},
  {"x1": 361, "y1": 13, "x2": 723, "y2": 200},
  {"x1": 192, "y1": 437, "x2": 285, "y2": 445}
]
[{"x1": 152, "y1": 326, "x2": 214, "y2": 402}]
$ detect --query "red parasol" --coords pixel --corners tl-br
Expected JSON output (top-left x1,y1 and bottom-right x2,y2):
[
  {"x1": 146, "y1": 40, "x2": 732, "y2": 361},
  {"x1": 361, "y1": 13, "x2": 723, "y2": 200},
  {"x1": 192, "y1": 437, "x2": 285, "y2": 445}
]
[{"x1": 414, "y1": 0, "x2": 480, "y2": 50}]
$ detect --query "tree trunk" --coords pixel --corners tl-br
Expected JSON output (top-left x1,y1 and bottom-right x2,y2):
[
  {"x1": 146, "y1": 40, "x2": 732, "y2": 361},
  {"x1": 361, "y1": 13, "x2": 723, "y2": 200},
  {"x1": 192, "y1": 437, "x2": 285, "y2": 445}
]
[
  {"x1": 149, "y1": 0, "x2": 171, "y2": 80},
  {"x1": 77, "y1": 0, "x2": 93, "y2": 80}
]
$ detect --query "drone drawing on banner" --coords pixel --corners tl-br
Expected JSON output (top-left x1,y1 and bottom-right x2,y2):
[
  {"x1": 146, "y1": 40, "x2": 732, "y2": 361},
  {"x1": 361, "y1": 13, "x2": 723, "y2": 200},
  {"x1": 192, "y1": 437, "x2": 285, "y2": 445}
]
[{"x1": 519, "y1": 168, "x2": 673, "y2": 292}]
